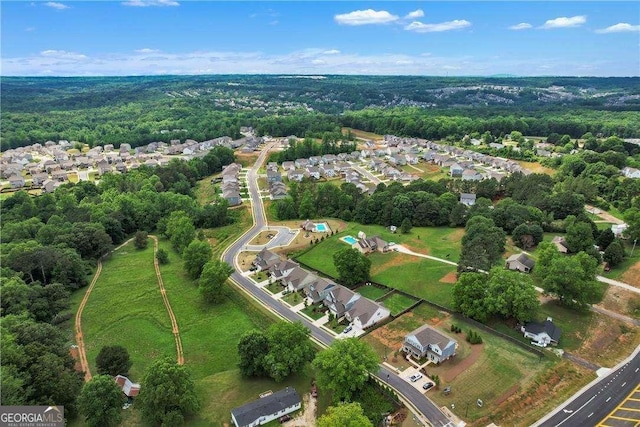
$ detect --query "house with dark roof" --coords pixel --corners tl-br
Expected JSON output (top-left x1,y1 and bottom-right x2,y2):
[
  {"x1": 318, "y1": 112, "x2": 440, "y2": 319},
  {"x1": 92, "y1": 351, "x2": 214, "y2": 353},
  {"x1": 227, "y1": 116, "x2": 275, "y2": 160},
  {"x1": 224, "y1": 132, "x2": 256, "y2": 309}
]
[
  {"x1": 269, "y1": 259, "x2": 299, "y2": 281},
  {"x1": 253, "y1": 248, "x2": 281, "y2": 272},
  {"x1": 231, "y1": 387, "x2": 301, "y2": 427},
  {"x1": 505, "y1": 253, "x2": 535, "y2": 273},
  {"x1": 323, "y1": 286, "x2": 360, "y2": 319},
  {"x1": 402, "y1": 324, "x2": 457, "y2": 363},
  {"x1": 304, "y1": 277, "x2": 336, "y2": 303},
  {"x1": 353, "y1": 235, "x2": 389, "y2": 255},
  {"x1": 283, "y1": 267, "x2": 317, "y2": 292},
  {"x1": 269, "y1": 182, "x2": 288, "y2": 200},
  {"x1": 521, "y1": 317, "x2": 561, "y2": 347},
  {"x1": 551, "y1": 236, "x2": 569, "y2": 254}
]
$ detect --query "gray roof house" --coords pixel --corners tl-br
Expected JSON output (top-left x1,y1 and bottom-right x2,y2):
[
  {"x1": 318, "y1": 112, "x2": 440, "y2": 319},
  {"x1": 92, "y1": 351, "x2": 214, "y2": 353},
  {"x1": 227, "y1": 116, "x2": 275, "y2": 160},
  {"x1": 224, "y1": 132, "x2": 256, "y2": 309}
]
[
  {"x1": 269, "y1": 259, "x2": 299, "y2": 281},
  {"x1": 231, "y1": 387, "x2": 301, "y2": 427},
  {"x1": 344, "y1": 297, "x2": 391, "y2": 330},
  {"x1": 253, "y1": 248, "x2": 281, "y2": 272},
  {"x1": 521, "y1": 317, "x2": 561, "y2": 347},
  {"x1": 402, "y1": 324, "x2": 458, "y2": 363},
  {"x1": 461, "y1": 169, "x2": 483, "y2": 181},
  {"x1": 353, "y1": 235, "x2": 389, "y2": 254},
  {"x1": 269, "y1": 182, "x2": 288, "y2": 200},
  {"x1": 305, "y1": 277, "x2": 336, "y2": 303},
  {"x1": 8, "y1": 175, "x2": 25, "y2": 189},
  {"x1": 283, "y1": 267, "x2": 317, "y2": 292},
  {"x1": 323, "y1": 286, "x2": 360, "y2": 319},
  {"x1": 460, "y1": 193, "x2": 477, "y2": 206},
  {"x1": 266, "y1": 170, "x2": 282, "y2": 183},
  {"x1": 506, "y1": 253, "x2": 535, "y2": 273}
]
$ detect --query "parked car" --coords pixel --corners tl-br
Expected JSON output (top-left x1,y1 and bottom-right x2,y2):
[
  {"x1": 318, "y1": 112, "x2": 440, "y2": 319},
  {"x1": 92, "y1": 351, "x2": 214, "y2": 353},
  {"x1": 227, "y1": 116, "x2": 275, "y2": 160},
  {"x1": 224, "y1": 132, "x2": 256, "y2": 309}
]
[
  {"x1": 422, "y1": 382, "x2": 434, "y2": 391},
  {"x1": 409, "y1": 373, "x2": 423, "y2": 382},
  {"x1": 279, "y1": 415, "x2": 292, "y2": 423},
  {"x1": 343, "y1": 325, "x2": 353, "y2": 334}
]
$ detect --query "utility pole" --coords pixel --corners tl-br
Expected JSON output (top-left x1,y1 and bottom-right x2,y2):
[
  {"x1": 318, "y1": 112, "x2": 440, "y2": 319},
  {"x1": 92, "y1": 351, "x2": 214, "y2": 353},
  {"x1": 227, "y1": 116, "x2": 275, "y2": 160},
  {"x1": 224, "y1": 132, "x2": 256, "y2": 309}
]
[{"x1": 631, "y1": 238, "x2": 638, "y2": 257}]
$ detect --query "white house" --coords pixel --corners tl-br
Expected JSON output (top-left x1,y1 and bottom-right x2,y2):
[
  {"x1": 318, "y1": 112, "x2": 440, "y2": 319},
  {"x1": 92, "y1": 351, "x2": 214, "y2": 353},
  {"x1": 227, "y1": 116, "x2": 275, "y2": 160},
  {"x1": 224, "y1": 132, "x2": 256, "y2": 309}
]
[
  {"x1": 231, "y1": 387, "x2": 301, "y2": 427},
  {"x1": 521, "y1": 317, "x2": 561, "y2": 347},
  {"x1": 402, "y1": 324, "x2": 458, "y2": 363},
  {"x1": 611, "y1": 223, "x2": 628, "y2": 238},
  {"x1": 344, "y1": 297, "x2": 390, "y2": 330}
]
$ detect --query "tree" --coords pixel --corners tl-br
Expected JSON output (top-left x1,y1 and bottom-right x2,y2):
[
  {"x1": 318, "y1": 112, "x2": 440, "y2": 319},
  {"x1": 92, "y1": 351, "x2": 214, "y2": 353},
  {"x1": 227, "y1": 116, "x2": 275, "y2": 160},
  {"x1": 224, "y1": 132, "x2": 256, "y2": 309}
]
[
  {"x1": 623, "y1": 207, "x2": 640, "y2": 242},
  {"x1": 400, "y1": 218, "x2": 412, "y2": 234},
  {"x1": 317, "y1": 402, "x2": 373, "y2": 427},
  {"x1": 198, "y1": 260, "x2": 234, "y2": 303},
  {"x1": 134, "y1": 231, "x2": 148, "y2": 249},
  {"x1": 452, "y1": 272, "x2": 489, "y2": 322},
  {"x1": 263, "y1": 322, "x2": 315, "y2": 382},
  {"x1": 77, "y1": 375, "x2": 125, "y2": 427},
  {"x1": 604, "y1": 240, "x2": 625, "y2": 267},
  {"x1": 237, "y1": 330, "x2": 269, "y2": 377},
  {"x1": 182, "y1": 240, "x2": 212, "y2": 279},
  {"x1": 565, "y1": 221, "x2": 595, "y2": 253},
  {"x1": 540, "y1": 252, "x2": 603, "y2": 309},
  {"x1": 333, "y1": 248, "x2": 371, "y2": 287},
  {"x1": 312, "y1": 338, "x2": 379, "y2": 402},
  {"x1": 459, "y1": 216, "x2": 506, "y2": 272},
  {"x1": 137, "y1": 357, "x2": 200, "y2": 426},
  {"x1": 485, "y1": 268, "x2": 539, "y2": 322},
  {"x1": 596, "y1": 229, "x2": 615, "y2": 250},
  {"x1": 96, "y1": 345, "x2": 132, "y2": 377},
  {"x1": 156, "y1": 248, "x2": 169, "y2": 264},
  {"x1": 165, "y1": 211, "x2": 196, "y2": 254}
]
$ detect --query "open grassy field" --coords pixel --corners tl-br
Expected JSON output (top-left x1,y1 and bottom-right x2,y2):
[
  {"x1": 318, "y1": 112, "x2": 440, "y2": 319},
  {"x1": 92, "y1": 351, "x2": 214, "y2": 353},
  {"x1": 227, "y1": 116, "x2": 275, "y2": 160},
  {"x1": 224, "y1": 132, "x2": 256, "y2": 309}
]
[
  {"x1": 379, "y1": 292, "x2": 419, "y2": 316},
  {"x1": 516, "y1": 160, "x2": 556, "y2": 176},
  {"x1": 70, "y1": 238, "x2": 325, "y2": 426},
  {"x1": 206, "y1": 205, "x2": 252, "y2": 259},
  {"x1": 354, "y1": 285, "x2": 390, "y2": 301},
  {"x1": 342, "y1": 127, "x2": 383, "y2": 140}
]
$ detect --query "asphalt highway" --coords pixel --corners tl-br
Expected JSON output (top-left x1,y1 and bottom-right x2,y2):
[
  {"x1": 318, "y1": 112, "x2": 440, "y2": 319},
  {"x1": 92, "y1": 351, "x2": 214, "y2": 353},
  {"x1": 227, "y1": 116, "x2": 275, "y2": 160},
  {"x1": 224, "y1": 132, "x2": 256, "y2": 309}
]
[
  {"x1": 221, "y1": 144, "x2": 452, "y2": 427},
  {"x1": 535, "y1": 348, "x2": 640, "y2": 427}
]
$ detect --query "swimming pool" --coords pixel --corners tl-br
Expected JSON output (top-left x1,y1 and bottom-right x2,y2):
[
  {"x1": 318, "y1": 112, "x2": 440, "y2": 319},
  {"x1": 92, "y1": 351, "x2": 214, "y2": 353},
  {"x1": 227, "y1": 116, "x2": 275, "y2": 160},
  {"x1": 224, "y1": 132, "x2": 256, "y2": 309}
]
[
  {"x1": 342, "y1": 236, "x2": 357, "y2": 245},
  {"x1": 314, "y1": 223, "x2": 329, "y2": 232}
]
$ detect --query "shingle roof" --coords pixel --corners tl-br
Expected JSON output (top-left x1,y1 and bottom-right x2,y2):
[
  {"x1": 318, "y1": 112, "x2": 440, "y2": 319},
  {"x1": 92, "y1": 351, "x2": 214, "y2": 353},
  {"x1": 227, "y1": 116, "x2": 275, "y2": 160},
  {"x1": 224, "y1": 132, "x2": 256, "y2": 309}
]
[
  {"x1": 524, "y1": 319, "x2": 561, "y2": 342},
  {"x1": 231, "y1": 388, "x2": 301, "y2": 427}
]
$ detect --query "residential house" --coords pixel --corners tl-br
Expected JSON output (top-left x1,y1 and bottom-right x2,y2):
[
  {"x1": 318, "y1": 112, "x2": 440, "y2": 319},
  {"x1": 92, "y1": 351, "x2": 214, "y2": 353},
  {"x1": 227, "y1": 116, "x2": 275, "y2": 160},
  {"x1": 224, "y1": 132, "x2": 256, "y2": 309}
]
[
  {"x1": 305, "y1": 277, "x2": 336, "y2": 303},
  {"x1": 281, "y1": 161, "x2": 295, "y2": 171},
  {"x1": 402, "y1": 324, "x2": 458, "y2": 363},
  {"x1": 31, "y1": 172, "x2": 49, "y2": 187},
  {"x1": 294, "y1": 158, "x2": 309, "y2": 169},
  {"x1": 321, "y1": 154, "x2": 336, "y2": 164},
  {"x1": 231, "y1": 388, "x2": 301, "y2": 427},
  {"x1": 269, "y1": 259, "x2": 299, "y2": 282},
  {"x1": 470, "y1": 138, "x2": 482, "y2": 146},
  {"x1": 521, "y1": 317, "x2": 561, "y2": 347},
  {"x1": 266, "y1": 170, "x2": 282, "y2": 184},
  {"x1": 611, "y1": 223, "x2": 628, "y2": 238},
  {"x1": 114, "y1": 375, "x2": 141, "y2": 398},
  {"x1": 253, "y1": 248, "x2": 281, "y2": 272},
  {"x1": 353, "y1": 235, "x2": 389, "y2": 254},
  {"x1": 97, "y1": 161, "x2": 112, "y2": 176},
  {"x1": 320, "y1": 164, "x2": 336, "y2": 178},
  {"x1": 551, "y1": 236, "x2": 569, "y2": 254},
  {"x1": 269, "y1": 182, "x2": 288, "y2": 200},
  {"x1": 388, "y1": 154, "x2": 407, "y2": 166},
  {"x1": 51, "y1": 170, "x2": 69, "y2": 182},
  {"x1": 489, "y1": 142, "x2": 504, "y2": 150},
  {"x1": 300, "y1": 220, "x2": 315, "y2": 232},
  {"x1": 505, "y1": 253, "x2": 535, "y2": 273},
  {"x1": 8, "y1": 174, "x2": 25, "y2": 189},
  {"x1": 308, "y1": 156, "x2": 322, "y2": 166},
  {"x1": 287, "y1": 169, "x2": 307, "y2": 182},
  {"x1": 222, "y1": 183, "x2": 242, "y2": 206},
  {"x1": 306, "y1": 166, "x2": 321, "y2": 180},
  {"x1": 283, "y1": 267, "x2": 317, "y2": 292},
  {"x1": 323, "y1": 286, "x2": 360, "y2": 319},
  {"x1": 42, "y1": 179, "x2": 60, "y2": 193},
  {"x1": 449, "y1": 163, "x2": 464, "y2": 177},
  {"x1": 267, "y1": 162, "x2": 279, "y2": 172},
  {"x1": 460, "y1": 193, "x2": 477, "y2": 206},
  {"x1": 405, "y1": 153, "x2": 419, "y2": 165},
  {"x1": 344, "y1": 297, "x2": 391, "y2": 330},
  {"x1": 622, "y1": 167, "x2": 640, "y2": 179},
  {"x1": 461, "y1": 169, "x2": 483, "y2": 181}
]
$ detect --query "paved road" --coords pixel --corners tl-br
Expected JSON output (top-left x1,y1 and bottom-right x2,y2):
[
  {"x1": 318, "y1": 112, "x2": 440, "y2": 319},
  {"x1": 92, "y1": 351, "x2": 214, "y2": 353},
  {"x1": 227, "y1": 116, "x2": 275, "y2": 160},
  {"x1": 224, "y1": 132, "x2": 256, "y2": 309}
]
[
  {"x1": 534, "y1": 346, "x2": 640, "y2": 427},
  {"x1": 221, "y1": 144, "x2": 452, "y2": 427},
  {"x1": 596, "y1": 276, "x2": 640, "y2": 295},
  {"x1": 351, "y1": 163, "x2": 384, "y2": 185}
]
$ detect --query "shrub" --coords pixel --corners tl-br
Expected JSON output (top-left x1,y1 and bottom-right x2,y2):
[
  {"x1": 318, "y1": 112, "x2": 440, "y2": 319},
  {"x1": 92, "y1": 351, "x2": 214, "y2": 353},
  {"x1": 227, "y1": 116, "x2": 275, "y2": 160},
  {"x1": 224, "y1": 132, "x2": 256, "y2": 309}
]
[
  {"x1": 156, "y1": 248, "x2": 169, "y2": 264},
  {"x1": 466, "y1": 330, "x2": 483, "y2": 344}
]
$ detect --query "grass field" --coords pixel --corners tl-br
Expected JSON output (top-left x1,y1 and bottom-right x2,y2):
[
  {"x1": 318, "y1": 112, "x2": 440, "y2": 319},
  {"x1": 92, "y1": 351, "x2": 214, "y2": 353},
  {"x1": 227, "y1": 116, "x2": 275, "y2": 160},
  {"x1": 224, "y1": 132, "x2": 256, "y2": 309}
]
[
  {"x1": 380, "y1": 292, "x2": 419, "y2": 316},
  {"x1": 70, "y1": 238, "x2": 325, "y2": 426},
  {"x1": 354, "y1": 285, "x2": 389, "y2": 301},
  {"x1": 342, "y1": 127, "x2": 383, "y2": 140}
]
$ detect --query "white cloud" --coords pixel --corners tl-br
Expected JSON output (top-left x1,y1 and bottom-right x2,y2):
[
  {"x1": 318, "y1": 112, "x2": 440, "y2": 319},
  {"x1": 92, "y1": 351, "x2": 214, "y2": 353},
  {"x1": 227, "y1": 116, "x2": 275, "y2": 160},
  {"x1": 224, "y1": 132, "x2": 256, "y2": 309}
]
[
  {"x1": 509, "y1": 23, "x2": 532, "y2": 30},
  {"x1": 405, "y1": 9, "x2": 424, "y2": 19},
  {"x1": 596, "y1": 23, "x2": 640, "y2": 34},
  {"x1": 122, "y1": 0, "x2": 179, "y2": 7},
  {"x1": 323, "y1": 49, "x2": 341, "y2": 55},
  {"x1": 40, "y1": 50, "x2": 87, "y2": 60},
  {"x1": 540, "y1": 15, "x2": 586, "y2": 29},
  {"x1": 405, "y1": 19, "x2": 471, "y2": 33},
  {"x1": 334, "y1": 9, "x2": 398, "y2": 26},
  {"x1": 135, "y1": 48, "x2": 160, "y2": 53},
  {"x1": 44, "y1": 2, "x2": 70, "y2": 10}
]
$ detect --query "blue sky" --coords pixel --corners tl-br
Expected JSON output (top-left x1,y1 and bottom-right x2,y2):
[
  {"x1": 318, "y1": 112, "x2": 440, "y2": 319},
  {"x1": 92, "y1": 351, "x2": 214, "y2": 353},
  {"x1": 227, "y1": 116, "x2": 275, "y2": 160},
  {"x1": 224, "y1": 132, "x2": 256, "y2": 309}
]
[{"x1": 2, "y1": 1, "x2": 639, "y2": 76}]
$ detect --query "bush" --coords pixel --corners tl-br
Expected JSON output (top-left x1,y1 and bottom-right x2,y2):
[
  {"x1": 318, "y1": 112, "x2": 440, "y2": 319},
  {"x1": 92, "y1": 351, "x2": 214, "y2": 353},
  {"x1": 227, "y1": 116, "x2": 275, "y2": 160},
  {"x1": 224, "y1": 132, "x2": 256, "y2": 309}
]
[
  {"x1": 450, "y1": 324, "x2": 462, "y2": 333},
  {"x1": 466, "y1": 330, "x2": 483, "y2": 344},
  {"x1": 134, "y1": 231, "x2": 148, "y2": 249},
  {"x1": 156, "y1": 248, "x2": 169, "y2": 264}
]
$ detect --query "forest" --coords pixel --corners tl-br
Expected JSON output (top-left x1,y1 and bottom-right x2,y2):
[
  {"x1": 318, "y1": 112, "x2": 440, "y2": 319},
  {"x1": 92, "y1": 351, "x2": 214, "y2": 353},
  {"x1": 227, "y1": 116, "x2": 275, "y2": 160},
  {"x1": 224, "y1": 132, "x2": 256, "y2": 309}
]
[{"x1": 2, "y1": 75, "x2": 639, "y2": 150}]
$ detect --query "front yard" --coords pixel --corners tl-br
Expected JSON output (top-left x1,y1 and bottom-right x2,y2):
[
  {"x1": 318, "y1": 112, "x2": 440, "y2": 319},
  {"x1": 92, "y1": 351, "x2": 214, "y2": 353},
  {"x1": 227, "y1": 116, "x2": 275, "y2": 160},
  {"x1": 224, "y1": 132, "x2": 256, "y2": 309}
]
[{"x1": 300, "y1": 303, "x2": 326, "y2": 320}]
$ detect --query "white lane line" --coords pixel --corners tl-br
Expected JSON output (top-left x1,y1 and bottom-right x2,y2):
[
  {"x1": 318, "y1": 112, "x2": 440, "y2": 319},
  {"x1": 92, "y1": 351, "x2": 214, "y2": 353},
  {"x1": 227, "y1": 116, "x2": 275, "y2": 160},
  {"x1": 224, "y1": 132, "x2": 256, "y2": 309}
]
[
  {"x1": 606, "y1": 397, "x2": 612, "y2": 402},
  {"x1": 588, "y1": 413, "x2": 593, "y2": 418},
  {"x1": 622, "y1": 382, "x2": 627, "y2": 387},
  {"x1": 635, "y1": 367, "x2": 639, "y2": 373},
  {"x1": 556, "y1": 395, "x2": 597, "y2": 427}
]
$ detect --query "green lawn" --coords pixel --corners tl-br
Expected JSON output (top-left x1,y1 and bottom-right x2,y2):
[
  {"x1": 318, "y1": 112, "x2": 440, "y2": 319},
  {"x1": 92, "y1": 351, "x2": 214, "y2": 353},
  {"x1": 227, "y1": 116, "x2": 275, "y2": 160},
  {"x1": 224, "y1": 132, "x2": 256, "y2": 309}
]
[
  {"x1": 300, "y1": 303, "x2": 326, "y2": 320},
  {"x1": 282, "y1": 291, "x2": 304, "y2": 306},
  {"x1": 71, "y1": 238, "x2": 324, "y2": 426},
  {"x1": 264, "y1": 281, "x2": 284, "y2": 294},
  {"x1": 380, "y1": 292, "x2": 418, "y2": 316},
  {"x1": 354, "y1": 285, "x2": 390, "y2": 301}
]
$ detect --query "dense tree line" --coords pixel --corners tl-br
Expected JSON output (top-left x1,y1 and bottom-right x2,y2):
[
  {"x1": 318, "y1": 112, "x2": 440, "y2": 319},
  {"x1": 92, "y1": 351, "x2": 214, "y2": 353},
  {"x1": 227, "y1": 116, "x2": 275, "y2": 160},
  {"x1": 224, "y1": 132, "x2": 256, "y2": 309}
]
[{"x1": 0, "y1": 146, "x2": 236, "y2": 421}]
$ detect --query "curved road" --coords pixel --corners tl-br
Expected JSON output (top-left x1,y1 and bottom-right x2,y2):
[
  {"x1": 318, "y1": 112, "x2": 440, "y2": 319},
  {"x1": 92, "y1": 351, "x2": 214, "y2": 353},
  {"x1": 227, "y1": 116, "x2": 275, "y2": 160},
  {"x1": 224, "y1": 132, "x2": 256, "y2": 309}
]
[
  {"x1": 221, "y1": 144, "x2": 452, "y2": 427},
  {"x1": 534, "y1": 346, "x2": 640, "y2": 427}
]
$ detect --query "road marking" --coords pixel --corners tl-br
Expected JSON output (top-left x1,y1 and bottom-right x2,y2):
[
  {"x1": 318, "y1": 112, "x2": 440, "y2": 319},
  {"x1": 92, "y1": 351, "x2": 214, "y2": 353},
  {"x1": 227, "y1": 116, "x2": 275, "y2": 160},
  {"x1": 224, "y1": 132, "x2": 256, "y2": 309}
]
[
  {"x1": 588, "y1": 412, "x2": 593, "y2": 418},
  {"x1": 621, "y1": 382, "x2": 626, "y2": 387},
  {"x1": 555, "y1": 395, "x2": 597, "y2": 426},
  {"x1": 636, "y1": 368, "x2": 639, "y2": 373},
  {"x1": 606, "y1": 397, "x2": 612, "y2": 402}
]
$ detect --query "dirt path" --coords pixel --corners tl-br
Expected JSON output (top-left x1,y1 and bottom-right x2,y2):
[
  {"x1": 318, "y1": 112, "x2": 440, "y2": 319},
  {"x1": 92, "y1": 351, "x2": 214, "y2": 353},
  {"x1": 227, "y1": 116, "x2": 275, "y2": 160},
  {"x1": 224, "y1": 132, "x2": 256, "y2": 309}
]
[
  {"x1": 150, "y1": 235, "x2": 184, "y2": 365},
  {"x1": 585, "y1": 205, "x2": 624, "y2": 224},
  {"x1": 283, "y1": 393, "x2": 315, "y2": 427},
  {"x1": 74, "y1": 237, "x2": 134, "y2": 382}
]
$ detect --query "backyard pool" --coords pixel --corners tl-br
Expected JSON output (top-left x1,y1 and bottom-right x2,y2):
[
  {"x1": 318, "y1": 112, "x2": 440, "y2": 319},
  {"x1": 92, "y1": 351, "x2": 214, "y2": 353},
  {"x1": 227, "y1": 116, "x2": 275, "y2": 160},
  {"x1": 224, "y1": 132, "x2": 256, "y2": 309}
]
[
  {"x1": 314, "y1": 222, "x2": 330, "y2": 232},
  {"x1": 341, "y1": 236, "x2": 358, "y2": 245}
]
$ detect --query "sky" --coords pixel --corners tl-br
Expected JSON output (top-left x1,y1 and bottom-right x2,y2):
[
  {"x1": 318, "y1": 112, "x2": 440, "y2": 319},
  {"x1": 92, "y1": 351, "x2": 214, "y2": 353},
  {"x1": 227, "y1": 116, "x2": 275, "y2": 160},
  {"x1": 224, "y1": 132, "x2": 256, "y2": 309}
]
[{"x1": 2, "y1": 1, "x2": 639, "y2": 77}]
